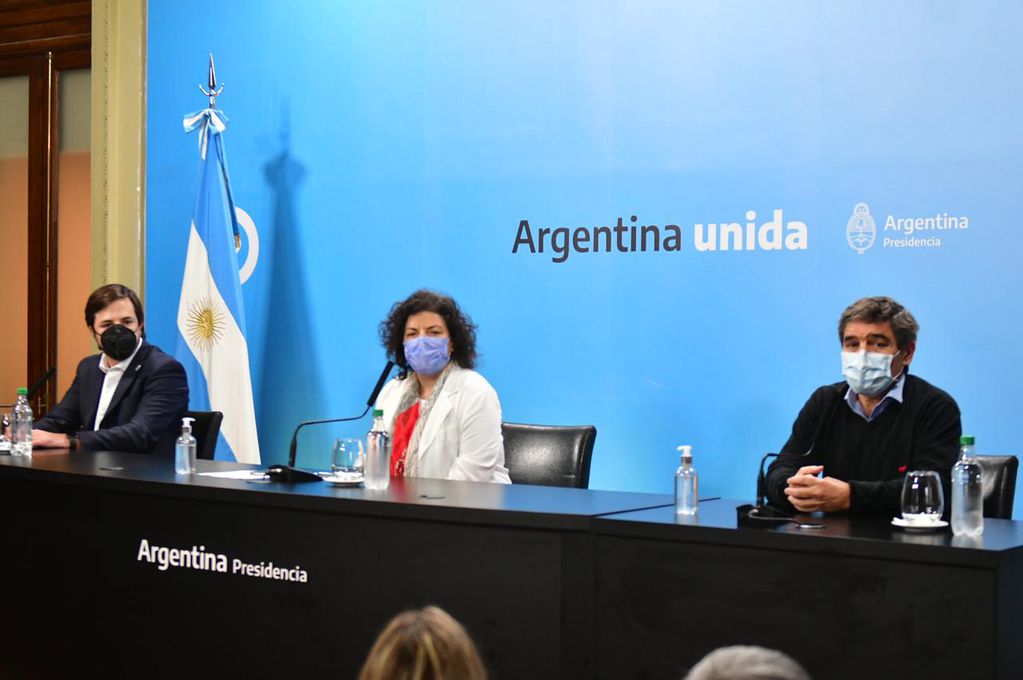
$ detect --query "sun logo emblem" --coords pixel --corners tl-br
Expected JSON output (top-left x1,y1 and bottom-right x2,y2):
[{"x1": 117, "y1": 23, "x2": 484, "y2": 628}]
[{"x1": 185, "y1": 297, "x2": 226, "y2": 352}]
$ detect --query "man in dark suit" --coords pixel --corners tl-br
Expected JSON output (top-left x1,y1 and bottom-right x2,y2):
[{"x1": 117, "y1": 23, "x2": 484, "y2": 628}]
[{"x1": 33, "y1": 283, "x2": 189, "y2": 456}]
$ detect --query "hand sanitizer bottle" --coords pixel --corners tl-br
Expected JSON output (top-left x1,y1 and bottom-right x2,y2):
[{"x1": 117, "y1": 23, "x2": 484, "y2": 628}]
[
  {"x1": 175, "y1": 417, "x2": 197, "y2": 475},
  {"x1": 675, "y1": 445, "x2": 698, "y2": 515}
]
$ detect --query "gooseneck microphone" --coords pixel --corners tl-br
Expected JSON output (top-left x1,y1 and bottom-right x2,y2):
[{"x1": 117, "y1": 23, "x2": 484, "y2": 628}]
[
  {"x1": 737, "y1": 453, "x2": 796, "y2": 526},
  {"x1": 0, "y1": 366, "x2": 56, "y2": 408},
  {"x1": 756, "y1": 451, "x2": 783, "y2": 511},
  {"x1": 28, "y1": 367, "x2": 56, "y2": 399},
  {"x1": 268, "y1": 361, "x2": 395, "y2": 484},
  {"x1": 738, "y1": 383, "x2": 846, "y2": 528}
]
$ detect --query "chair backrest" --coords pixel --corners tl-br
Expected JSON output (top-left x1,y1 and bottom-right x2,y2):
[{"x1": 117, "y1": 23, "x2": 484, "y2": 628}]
[
  {"x1": 501, "y1": 422, "x2": 596, "y2": 488},
  {"x1": 976, "y1": 455, "x2": 1018, "y2": 519},
  {"x1": 186, "y1": 410, "x2": 224, "y2": 461}
]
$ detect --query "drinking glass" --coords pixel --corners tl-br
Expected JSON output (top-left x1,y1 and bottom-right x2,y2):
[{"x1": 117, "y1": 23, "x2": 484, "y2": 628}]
[
  {"x1": 900, "y1": 470, "x2": 944, "y2": 524},
  {"x1": 331, "y1": 438, "x2": 364, "y2": 475}
]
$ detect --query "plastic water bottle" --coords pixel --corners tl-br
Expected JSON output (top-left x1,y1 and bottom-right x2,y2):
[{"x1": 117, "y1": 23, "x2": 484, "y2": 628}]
[
  {"x1": 675, "y1": 445, "x2": 698, "y2": 515},
  {"x1": 951, "y1": 435, "x2": 983, "y2": 536},
  {"x1": 365, "y1": 409, "x2": 390, "y2": 490},
  {"x1": 12, "y1": 388, "x2": 33, "y2": 457},
  {"x1": 174, "y1": 417, "x2": 197, "y2": 475}
]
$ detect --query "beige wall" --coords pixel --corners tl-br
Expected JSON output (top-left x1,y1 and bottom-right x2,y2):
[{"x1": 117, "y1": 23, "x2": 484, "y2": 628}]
[
  {"x1": 0, "y1": 157, "x2": 28, "y2": 400},
  {"x1": 57, "y1": 151, "x2": 94, "y2": 397},
  {"x1": 0, "y1": 151, "x2": 93, "y2": 401}
]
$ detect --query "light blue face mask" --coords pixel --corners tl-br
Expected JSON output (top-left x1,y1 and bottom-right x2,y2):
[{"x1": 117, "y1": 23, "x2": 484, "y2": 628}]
[
  {"x1": 842, "y1": 350, "x2": 901, "y2": 397},
  {"x1": 404, "y1": 336, "x2": 451, "y2": 376}
]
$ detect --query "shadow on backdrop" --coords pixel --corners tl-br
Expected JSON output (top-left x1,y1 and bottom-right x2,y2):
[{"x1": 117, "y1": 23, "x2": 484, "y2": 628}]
[{"x1": 258, "y1": 113, "x2": 326, "y2": 466}]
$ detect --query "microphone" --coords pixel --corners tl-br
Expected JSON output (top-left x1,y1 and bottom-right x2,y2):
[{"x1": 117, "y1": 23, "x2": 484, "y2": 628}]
[
  {"x1": 28, "y1": 366, "x2": 55, "y2": 399},
  {"x1": 737, "y1": 384, "x2": 846, "y2": 528},
  {"x1": 756, "y1": 451, "x2": 781, "y2": 510},
  {"x1": 737, "y1": 453, "x2": 795, "y2": 526},
  {"x1": 269, "y1": 361, "x2": 395, "y2": 484},
  {"x1": 0, "y1": 366, "x2": 56, "y2": 408}
]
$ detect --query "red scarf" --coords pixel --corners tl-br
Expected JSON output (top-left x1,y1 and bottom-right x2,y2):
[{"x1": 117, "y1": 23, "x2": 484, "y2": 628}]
[{"x1": 390, "y1": 401, "x2": 421, "y2": 477}]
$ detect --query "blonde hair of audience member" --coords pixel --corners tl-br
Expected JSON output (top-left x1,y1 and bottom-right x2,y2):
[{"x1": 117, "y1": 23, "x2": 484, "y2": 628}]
[
  {"x1": 358, "y1": 606, "x2": 488, "y2": 680},
  {"x1": 683, "y1": 645, "x2": 811, "y2": 680}
]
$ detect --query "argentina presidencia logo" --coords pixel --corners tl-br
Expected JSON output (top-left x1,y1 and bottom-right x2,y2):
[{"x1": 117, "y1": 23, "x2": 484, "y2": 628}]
[{"x1": 846, "y1": 203, "x2": 876, "y2": 254}]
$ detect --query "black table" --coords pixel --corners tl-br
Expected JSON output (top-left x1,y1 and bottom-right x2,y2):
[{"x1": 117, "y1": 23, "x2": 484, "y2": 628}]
[
  {"x1": 2, "y1": 452, "x2": 1021, "y2": 679},
  {"x1": 593, "y1": 499, "x2": 1023, "y2": 680},
  {"x1": 0, "y1": 451, "x2": 670, "y2": 679}
]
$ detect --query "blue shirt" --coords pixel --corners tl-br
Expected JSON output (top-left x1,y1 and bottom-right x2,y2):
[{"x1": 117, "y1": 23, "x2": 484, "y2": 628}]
[{"x1": 845, "y1": 372, "x2": 906, "y2": 422}]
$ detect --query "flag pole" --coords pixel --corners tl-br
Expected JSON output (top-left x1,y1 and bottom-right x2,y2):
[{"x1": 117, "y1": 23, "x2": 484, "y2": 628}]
[
  {"x1": 176, "y1": 52, "x2": 262, "y2": 464},
  {"x1": 198, "y1": 53, "x2": 224, "y2": 108}
]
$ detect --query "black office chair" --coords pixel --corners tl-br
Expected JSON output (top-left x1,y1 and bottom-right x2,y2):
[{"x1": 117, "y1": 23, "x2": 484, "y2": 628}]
[
  {"x1": 501, "y1": 422, "x2": 596, "y2": 488},
  {"x1": 976, "y1": 455, "x2": 1018, "y2": 519},
  {"x1": 186, "y1": 410, "x2": 224, "y2": 461}
]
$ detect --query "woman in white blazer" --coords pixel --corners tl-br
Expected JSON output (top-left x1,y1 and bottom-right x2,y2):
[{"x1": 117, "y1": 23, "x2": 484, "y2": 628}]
[{"x1": 374, "y1": 290, "x2": 511, "y2": 484}]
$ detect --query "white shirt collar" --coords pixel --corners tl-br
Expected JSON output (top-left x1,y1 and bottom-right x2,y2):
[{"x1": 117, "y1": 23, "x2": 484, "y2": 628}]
[{"x1": 845, "y1": 371, "x2": 907, "y2": 421}]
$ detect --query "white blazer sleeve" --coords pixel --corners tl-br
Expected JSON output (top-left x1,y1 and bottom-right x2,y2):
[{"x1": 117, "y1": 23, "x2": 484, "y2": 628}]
[{"x1": 447, "y1": 378, "x2": 509, "y2": 483}]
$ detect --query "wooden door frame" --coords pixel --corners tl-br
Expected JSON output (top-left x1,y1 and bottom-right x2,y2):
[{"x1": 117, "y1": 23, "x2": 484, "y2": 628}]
[{"x1": 1, "y1": 1, "x2": 91, "y2": 413}]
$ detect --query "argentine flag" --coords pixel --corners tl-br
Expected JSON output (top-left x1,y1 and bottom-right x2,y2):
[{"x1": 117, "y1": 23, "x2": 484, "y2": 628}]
[{"x1": 175, "y1": 107, "x2": 260, "y2": 463}]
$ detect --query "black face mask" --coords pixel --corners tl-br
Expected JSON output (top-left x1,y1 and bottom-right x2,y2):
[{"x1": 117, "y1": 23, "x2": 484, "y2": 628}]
[{"x1": 100, "y1": 324, "x2": 139, "y2": 361}]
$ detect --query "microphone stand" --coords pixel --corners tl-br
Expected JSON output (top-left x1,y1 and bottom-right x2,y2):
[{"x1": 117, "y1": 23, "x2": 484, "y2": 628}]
[
  {"x1": 262, "y1": 361, "x2": 395, "y2": 484},
  {"x1": 737, "y1": 386, "x2": 845, "y2": 528},
  {"x1": 737, "y1": 452, "x2": 828, "y2": 529},
  {"x1": 0, "y1": 366, "x2": 56, "y2": 409},
  {"x1": 737, "y1": 452, "x2": 796, "y2": 527},
  {"x1": 0, "y1": 367, "x2": 56, "y2": 452}
]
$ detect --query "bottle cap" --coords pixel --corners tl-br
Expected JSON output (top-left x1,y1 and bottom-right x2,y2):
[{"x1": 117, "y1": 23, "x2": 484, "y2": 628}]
[
  {"x1": 373, "y1": 408, "x2": 384, "y2": 417},
  {"x1": 677, "y1": 444, "x2": 693, "y2": 461},
  {"x1": 960, "y1": 435, "x2": 975, "y2": 446},
  {"x1": 16, "y1": 387, "x2": 27, "y2": 395},
  {"x1": 181, "y1": 416, "x2": 195, "y2": 432}
]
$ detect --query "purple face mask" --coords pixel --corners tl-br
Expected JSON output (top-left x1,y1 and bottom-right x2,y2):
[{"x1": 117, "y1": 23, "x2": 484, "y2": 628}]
[{"x1": 404, "y1": 336, "x2": 450, "y2": 376}]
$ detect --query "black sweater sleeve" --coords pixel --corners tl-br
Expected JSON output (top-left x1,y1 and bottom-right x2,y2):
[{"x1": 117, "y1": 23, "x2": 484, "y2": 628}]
[{"x1": 765, "y1": 384, "x2": 842, "y2": 511}]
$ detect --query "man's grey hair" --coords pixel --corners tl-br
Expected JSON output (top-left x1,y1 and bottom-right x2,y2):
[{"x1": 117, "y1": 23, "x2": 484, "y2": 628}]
[
  {"x1": 838, "y1": 296, "x2": 919, "y2": 350},
  {"x1": 683, "y1": 645, "x2": 811, "y2": 680}
]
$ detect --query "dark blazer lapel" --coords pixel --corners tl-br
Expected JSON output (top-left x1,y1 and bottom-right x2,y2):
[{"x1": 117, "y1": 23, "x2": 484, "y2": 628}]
[
  {"x1": 80, "y1": 355, "x2": 106, "y2": 430},
  {"x1": 100, "y1": 343, "x2": 150, "y2": 426}
]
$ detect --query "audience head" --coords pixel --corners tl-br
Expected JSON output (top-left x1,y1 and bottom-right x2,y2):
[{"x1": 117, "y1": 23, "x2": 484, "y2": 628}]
[
  {"x1": 683, "y1": 645, "x2": 811, "y2": 680},
  {"x1": 358, "y1": 606, "x2": 488, "y2": 680}
]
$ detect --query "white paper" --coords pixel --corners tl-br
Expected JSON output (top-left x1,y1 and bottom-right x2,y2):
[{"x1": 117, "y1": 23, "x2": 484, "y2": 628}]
[{"x1": 196, "y1": 469, "x2": 267, "y2": 479}]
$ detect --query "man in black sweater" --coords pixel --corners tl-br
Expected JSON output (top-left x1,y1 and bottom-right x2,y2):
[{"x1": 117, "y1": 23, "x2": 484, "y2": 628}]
[{"x1": 765, "y1": 296, "x2": 961, "y2": 517}]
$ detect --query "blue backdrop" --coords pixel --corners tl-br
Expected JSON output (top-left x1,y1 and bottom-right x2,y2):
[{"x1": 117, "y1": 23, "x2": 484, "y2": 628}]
[{"x1": 145, "y1": 1, "x2": 1023, "y2": 514}]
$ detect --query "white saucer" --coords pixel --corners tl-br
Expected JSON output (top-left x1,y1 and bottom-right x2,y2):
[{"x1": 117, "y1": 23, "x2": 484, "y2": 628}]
[
  {"x1": 891, "y1": 517, "x2": 948, "y2": 531},
  {"x1": 323, "y1": 472, "x2": 364, "y2": 487}
]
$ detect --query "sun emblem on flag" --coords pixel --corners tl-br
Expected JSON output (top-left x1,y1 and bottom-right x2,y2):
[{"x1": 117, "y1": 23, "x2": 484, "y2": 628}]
[{"x1": 185, "y1": 297, "x2": 226, "y2": 352}]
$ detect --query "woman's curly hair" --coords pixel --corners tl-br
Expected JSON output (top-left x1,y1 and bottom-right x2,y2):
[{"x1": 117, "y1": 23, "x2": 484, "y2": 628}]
[{"x1": 379, "y1": 290, "x2": 478, "y2": 373}]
